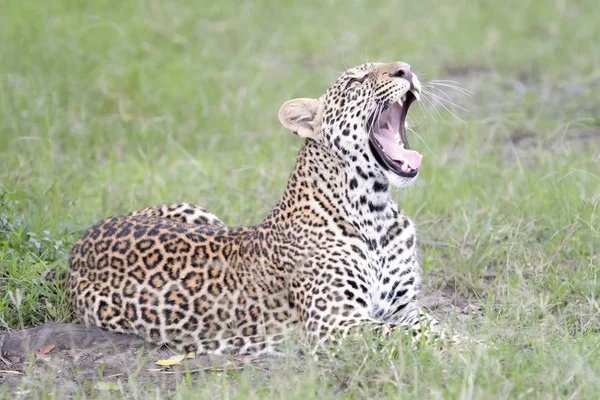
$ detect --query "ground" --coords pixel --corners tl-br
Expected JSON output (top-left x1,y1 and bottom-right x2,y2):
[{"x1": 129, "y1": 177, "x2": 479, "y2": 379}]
[{"x1": 1, "y1": 0, "x2": 599, "y2": 398}]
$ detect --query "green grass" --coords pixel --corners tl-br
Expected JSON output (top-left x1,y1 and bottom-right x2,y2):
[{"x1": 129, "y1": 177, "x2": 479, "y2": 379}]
[{"x1": 1, "y1": 0, "x2": 599, "y2": 398}]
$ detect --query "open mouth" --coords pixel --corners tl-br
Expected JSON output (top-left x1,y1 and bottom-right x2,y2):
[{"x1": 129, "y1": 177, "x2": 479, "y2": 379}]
[{"x1": 367, "y1": 91, "x2": 422, "y2": 178}]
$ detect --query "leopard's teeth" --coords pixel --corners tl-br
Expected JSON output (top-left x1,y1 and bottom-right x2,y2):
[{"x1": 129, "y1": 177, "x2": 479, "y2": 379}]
[{"x1": 410, "y1": 89, "x2": 421, "y2": 101}]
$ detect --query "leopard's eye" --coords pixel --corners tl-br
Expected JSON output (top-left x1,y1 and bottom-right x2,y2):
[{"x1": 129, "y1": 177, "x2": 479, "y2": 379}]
[{"x1": 344, "y1": 74, "x2": 368, "y2": 90}]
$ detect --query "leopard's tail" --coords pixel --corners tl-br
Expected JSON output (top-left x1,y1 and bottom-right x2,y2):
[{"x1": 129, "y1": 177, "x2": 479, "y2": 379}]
[{"x1": 42, "y1": 268, "x2": 70, "y2": 286}]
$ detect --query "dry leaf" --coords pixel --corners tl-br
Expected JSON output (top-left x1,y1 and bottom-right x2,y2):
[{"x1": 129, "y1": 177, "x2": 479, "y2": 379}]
[
  {"x1": 186, "y1": 352, "x2": 196, "y2": 359},
  {"x1": 36, "y1": 344, "x2": 55, "y2": 357},
  {"x1": 155, "y1": 354, "x2": 186, "y2": 367}
]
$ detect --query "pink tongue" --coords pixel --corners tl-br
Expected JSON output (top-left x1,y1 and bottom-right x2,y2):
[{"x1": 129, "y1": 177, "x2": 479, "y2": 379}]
[{"x1": 375, "y1": 129, "x2": 422, "y2": 169}]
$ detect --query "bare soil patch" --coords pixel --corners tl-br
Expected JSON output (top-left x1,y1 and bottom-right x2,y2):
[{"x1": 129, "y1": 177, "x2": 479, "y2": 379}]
[{"x1": 0, "y1": 323, "x2": 274, "y2": 395}]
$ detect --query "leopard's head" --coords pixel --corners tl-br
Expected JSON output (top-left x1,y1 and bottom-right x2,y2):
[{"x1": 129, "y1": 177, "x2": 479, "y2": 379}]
[{"x1": 279, "y1": 62, "x2": 422, "y2": 188}]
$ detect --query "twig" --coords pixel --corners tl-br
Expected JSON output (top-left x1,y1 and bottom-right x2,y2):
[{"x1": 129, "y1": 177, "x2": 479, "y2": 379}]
[
  {"x1": 419, "y1": 239, "x2": 451, "y2": 248},
  {"x1": 0, "y1": 369, "x2": 23, "y2": 375},
  {"x1": 153, "y1": 366, "x2": 244, "y2": 374},
  {"x1": 342, "y1": 354, "x2": 368, "y2": 393}
]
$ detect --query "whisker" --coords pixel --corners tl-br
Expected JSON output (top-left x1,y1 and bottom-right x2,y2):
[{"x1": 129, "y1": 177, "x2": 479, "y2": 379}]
[
  {"x1": 367, "y1": 103, "x2": 377, "y2": 137},
  {"x1": 424, "y1": 84, "x2": 473, "y2": 99},
  {"x1": 371, "y1": 103, "x2": 384, "y2": 137},
  {"x1": 423, "y1": 80, "x2": 472, "y2": 91},
  {"x1": 426, "y1": 81, "x2": 473, "y2": 96},
  {"x1": 429, "y1": 79, "x2": 469, "y2": 86},
  {"x1": 421, "y1": 92, "x2": 466, "y2": 122},
  {"x1": 422, "y1": 91, "x2": 467, "y2": 113},
  {"x1": 375, "y1": 104, "x2": 385, "y2": 139},
  {"x1": 326, "y1": 68, "x2": 345, "y2": 76},
  {"x1": 422, "y1": 88, "x2": 469, "y2": 113},
  {"x1": 413, "y1": 98, "x2": 433, "y2": 131},
  {"x1": 416, "y1": 97, "x2": 439, "y2": 125},
  {"x1": 422, "y1": 85, "x2": 458, "y2": 105},
  {"x1": 419, "y1": 94, "x2": 445, "y2": 122},
  {"x1": 423, "y1": 85, "x2": 471, "y2": 97},
  {"x1": 406, "y1": 125, "x2": 437, "y2": 159}
]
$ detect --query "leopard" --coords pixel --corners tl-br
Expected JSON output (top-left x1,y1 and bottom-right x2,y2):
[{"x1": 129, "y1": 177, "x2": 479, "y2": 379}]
[{"x1": 67, "y1": 61, "x2": 451, "y2": 356}]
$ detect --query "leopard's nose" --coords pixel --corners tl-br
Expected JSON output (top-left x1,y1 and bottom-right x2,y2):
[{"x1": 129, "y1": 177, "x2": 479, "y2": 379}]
[{"x1": 390, "y1": 64, "x2": 412, "y2": 82}]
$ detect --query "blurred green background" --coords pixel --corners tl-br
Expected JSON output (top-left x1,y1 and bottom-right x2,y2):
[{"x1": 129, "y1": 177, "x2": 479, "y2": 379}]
[
  {"x1": 1, "y1": 0, "x2": 599, "y2": 398},
  {"x1": 2, "y1": 0, "x2": 597, "y2": 224}
]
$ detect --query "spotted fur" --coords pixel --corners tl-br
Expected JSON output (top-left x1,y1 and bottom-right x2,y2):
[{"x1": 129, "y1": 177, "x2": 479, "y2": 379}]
[{"x1": 67, "y1": 62, "x2": 450, "y2": 355}]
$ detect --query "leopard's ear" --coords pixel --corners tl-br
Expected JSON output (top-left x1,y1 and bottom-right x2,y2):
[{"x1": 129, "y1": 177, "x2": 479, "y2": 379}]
[{"x1": 278, "y1": 98, "x2": 322, "y2": 139}]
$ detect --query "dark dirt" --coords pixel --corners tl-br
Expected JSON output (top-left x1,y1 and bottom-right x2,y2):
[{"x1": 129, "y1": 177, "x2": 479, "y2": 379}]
[
  {"x1": 504, "y1": 126, "x2": 600, "y2": 164},
  {"x1": 509, "y1": 126, "x2": 600, "y2": 148},
  {"x1": 421, "y1": 284, "x2": 487, "y2": 323}
]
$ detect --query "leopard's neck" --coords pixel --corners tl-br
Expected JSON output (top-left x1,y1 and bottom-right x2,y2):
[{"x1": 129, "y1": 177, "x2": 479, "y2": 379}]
[{"x1": 264, "y1": 140, "x2": 400, "y2": 242}]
